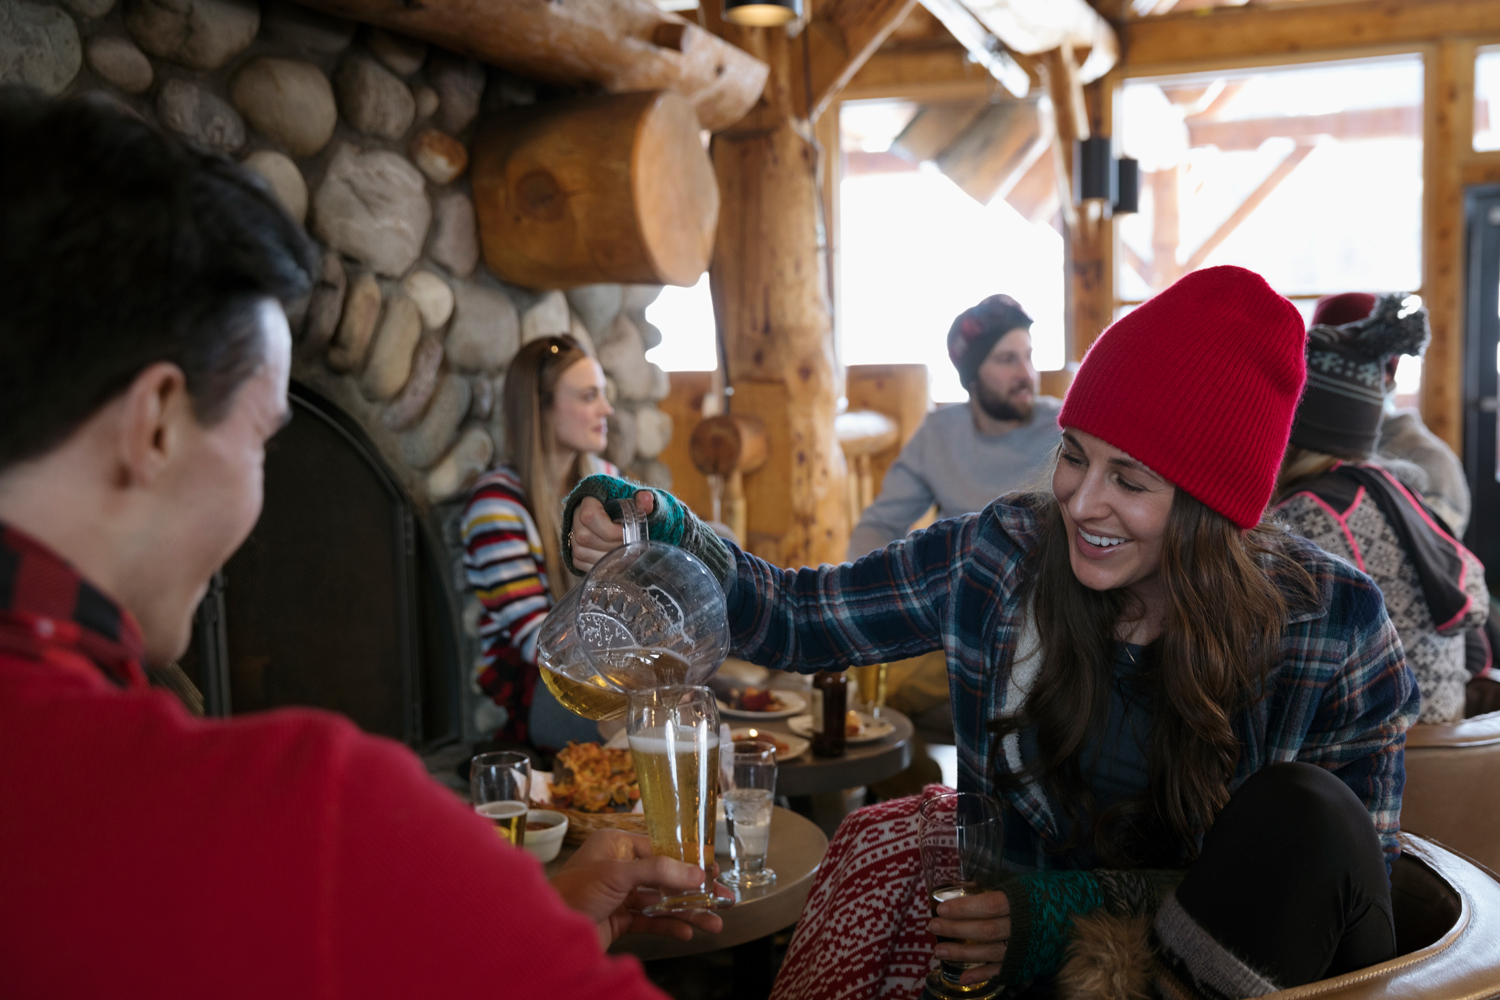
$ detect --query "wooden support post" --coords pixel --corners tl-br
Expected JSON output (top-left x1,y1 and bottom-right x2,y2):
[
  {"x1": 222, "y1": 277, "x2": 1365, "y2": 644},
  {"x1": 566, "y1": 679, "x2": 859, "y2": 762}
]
[
  {"x1": 1044, "y1": 45, "x2": 1111, "y2": 362},
  {"x1": 1150, "y1": 166, "x2": 1182, "y2": 289},
  {"x1": 703, "y1": 0, "x2": 915, "y2": 568},
  {"x1": 1422, "y1": 39, "x2": 1470, "y2": 451}
]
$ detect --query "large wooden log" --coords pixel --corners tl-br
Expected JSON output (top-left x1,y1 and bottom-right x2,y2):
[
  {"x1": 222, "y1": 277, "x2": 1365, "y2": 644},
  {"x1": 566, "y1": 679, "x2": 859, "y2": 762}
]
[
  {"x1": 471, "y1": 91, "x2": 718, "y2": 288},
  {"x1": 290, "y1": 0, "x2": 767, "y2": 132}
]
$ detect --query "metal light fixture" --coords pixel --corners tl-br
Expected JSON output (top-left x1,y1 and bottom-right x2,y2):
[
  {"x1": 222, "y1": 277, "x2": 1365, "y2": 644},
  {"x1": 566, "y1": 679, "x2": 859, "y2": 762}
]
[
  {"x1": 723, "y1": 0, "x2": 801, "y2": 27},
  {"x1": 1114, "y1": 158, "x2": 1140, "y2": 215},
  {"x1": 1075, "y1": 137, "x2": 1115, "y2": 204}
]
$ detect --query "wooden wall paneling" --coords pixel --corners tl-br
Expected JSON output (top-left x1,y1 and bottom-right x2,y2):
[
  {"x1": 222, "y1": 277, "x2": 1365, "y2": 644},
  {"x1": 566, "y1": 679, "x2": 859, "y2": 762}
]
[
  {"x1": 1423, "y1": 39, "x2": 1473, "y2": 451},
  {"x1": 656, "y1": 370, "x2": 716, "y2": 521}
]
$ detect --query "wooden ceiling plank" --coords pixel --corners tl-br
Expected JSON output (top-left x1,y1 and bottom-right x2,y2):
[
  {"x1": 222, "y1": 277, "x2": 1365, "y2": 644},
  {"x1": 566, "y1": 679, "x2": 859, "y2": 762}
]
[
  {"x1": 843, "y1": 46, "x2": 997, "y2": 100},
  {"x1": 1126, "y1": 0, "x2": 1500, "y2": 72}
]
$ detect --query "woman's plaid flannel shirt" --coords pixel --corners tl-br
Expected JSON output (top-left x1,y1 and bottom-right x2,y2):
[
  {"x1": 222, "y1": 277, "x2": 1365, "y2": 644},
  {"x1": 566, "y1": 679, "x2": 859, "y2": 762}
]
[{"x1": 724, "y1": 493, "x2": 1420, "y2": 868}]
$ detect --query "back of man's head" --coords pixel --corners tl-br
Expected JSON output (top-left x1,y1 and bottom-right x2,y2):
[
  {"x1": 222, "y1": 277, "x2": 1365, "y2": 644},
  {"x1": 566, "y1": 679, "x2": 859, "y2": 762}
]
[{"x1": 0, "y1": 88, "x2": 318, "y2": 473}]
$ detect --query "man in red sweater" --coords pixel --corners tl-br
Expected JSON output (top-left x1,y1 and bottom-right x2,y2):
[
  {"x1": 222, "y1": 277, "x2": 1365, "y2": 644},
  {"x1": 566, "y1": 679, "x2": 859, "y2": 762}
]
[{"x1": 0, "y1": 89, "x2": 719, "y2": 997}]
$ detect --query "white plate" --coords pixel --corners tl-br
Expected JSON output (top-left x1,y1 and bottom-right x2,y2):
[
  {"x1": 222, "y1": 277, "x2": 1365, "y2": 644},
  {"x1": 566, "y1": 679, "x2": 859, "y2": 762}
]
[
  {"x1": 787, "y1": 710, "x2": 897, "y2": 745},
  {"x1": 730, "y1": 726, "x2": 810, "y2": 762},
  {"x1": 716, "y1": 690, "x2": 807, "y2": 720}
]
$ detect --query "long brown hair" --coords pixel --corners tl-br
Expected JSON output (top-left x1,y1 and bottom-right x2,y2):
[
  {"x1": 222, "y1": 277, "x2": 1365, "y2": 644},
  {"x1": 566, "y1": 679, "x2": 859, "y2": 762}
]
[
  {"x1": 991, "y1": 488, "x2": 1317, "y2": 867},
  {"x1": 503, "y1": 335, "x2": 594, "y2": 600}
]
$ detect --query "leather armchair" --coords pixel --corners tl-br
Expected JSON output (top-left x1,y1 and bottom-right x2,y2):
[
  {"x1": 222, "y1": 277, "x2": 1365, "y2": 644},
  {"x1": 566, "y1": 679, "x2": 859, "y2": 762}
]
[
  {"x1": 1261, "y1": 834, "x2": 1500, "y2": 999},
  {"x1": 1401, "y1": 710, "x2": 1500, "y2": 873}
]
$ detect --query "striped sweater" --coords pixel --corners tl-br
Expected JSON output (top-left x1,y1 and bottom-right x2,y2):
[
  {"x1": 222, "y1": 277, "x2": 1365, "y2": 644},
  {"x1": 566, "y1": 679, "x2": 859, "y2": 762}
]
[{"x1": 461, "y1": 460, "x2": 615, "y2": 743}]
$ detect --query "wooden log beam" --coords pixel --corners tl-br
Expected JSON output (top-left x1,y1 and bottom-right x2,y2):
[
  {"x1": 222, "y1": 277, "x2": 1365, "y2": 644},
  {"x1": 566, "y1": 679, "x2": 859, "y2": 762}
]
[
  {"x1": 892, "y1": 100, "x2": 991, "y2": 162},
  {"x1": 844, "y1": 46, "x2": 996, "y2": 101},
  {"x1": 1003, "y1": 149, "x2": 1059, "y2": 223},
  {"x1": 290, "y1": 0, "x2": 767, "y2": 131},
  {"x1": 1182, "y1": 140, "x2": 1315, "y2": 272},
  {"x1": 794, "y1": 0, "x2": 923, "y2": 122},
  {"x1": 962, "y1": 0, "x2": 1118, "y2": 81},
  {"x1": 935, "y1": 98, "x2": 1043, "y2": 204},
  {"x1": 1125, "y1": 0, "x2": 1500, "y2": 73},
  {"x1": 1188, "y1": 106, "x2": 1421, "y2": 151},
  {"x1": 471, "y1": 91, "x2": 719, "y2": 287},
  {"x1": 917, "y1": 0, "x2": 1033, "y2": 97},
  {"x1": 1422, "y1": 39, "x2": 1468, "y2": 452}
]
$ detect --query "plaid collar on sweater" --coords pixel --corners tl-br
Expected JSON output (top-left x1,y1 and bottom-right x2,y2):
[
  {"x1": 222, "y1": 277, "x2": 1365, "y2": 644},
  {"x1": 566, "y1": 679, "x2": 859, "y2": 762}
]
[
  {"x1": 725, "y1": 493, "x2": 1419, "y2": 868},
  {"x1": 0, "y1": 523, "x2": 147, "y2": 689}
]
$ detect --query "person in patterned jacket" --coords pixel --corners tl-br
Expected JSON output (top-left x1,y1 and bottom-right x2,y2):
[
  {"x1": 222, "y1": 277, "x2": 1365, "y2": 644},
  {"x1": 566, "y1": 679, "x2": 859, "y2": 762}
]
[
  {"x1": 1275, "y1": 293, "x2": 1489, "y2": 725},
  {"x1": 565, "y1": 267, "x2": 1419, "y2": 1000},
  {"x1": 461, "y1": 334, "x2": 617, "y2": 750}
]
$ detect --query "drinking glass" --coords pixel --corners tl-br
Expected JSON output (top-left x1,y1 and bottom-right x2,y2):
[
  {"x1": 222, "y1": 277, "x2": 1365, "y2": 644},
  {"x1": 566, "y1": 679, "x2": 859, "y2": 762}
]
[
  {"x1": 850, "y1": 662, "x2": 889, "y2": 718},
  {"x1": 471, "y1": 751, "x2": 533, "y2": 847},
  {"x1": 627, "y1": 686, "x2": 735, "y2": 915},
  {"x1": 720, "y1": 739, "x2": 777, "y2": 888},
  {"x1": 919, "y1": 791, "x2": 1004, "y2": 1000}
]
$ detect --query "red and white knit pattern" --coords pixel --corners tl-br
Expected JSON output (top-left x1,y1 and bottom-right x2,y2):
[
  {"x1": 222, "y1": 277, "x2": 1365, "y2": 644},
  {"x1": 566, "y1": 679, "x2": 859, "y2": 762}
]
[{"x1": 771, "y1": 786, "x2": 954, "y2": 1000}]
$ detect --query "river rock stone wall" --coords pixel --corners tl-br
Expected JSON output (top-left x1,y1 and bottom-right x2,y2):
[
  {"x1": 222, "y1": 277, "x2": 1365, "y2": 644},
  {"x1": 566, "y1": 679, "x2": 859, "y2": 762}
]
[{"x1": 3, "y1": 0, "x2": 681, "y2": 740}]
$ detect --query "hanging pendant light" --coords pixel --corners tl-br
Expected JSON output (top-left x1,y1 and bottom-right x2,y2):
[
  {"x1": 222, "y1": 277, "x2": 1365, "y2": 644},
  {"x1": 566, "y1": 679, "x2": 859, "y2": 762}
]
[{"x1": 723, "y1": 0, "x2": 801, "y2": 27}]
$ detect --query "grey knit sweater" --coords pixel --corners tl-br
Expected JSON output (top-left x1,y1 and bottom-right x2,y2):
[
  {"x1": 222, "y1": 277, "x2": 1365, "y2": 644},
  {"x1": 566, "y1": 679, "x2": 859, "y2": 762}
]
[{"x1": 846, "y1": 396, "x2": 1063, "y2": 559}]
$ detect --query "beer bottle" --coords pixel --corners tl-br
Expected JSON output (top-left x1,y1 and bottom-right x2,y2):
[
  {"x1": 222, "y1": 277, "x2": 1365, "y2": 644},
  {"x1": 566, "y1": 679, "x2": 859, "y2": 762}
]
[{"x1": 809, "y1": 670, "x2": 848, "y2": 758}]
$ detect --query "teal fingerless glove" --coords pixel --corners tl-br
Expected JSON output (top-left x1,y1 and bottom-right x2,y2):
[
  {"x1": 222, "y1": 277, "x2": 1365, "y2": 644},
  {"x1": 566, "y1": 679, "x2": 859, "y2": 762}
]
[
  {"x1": 998, "y1": 871, "x2": 1105, "y2": 985},
  {"x1": 996, "y1": 867, "x2": 1184, "y2": 985},
  {"x1": 560, "y1": 474, "x2": 735, "y2": 587}
]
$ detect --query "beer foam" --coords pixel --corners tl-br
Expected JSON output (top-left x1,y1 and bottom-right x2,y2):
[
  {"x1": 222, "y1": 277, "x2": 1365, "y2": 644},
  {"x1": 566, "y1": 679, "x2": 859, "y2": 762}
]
[
  {"x1": 628, "y1": 728, "x2": 720, "y2": 754},
  {"x1": 475, "y1": 801, "x2": 528, "y2": 819}
]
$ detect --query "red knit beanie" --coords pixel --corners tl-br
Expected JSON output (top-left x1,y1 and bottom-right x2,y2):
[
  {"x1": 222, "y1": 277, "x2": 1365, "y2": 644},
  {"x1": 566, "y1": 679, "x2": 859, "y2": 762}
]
[{"x1": 1057, "y1": 266, "x2": 1306, "y2": 530}]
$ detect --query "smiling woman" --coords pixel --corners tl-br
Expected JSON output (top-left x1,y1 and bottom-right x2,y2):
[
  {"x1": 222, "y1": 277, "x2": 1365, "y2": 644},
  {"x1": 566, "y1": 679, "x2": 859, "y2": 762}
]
[{"x1": 560, "y1": 264, "x2": 1421, "y2": 999}]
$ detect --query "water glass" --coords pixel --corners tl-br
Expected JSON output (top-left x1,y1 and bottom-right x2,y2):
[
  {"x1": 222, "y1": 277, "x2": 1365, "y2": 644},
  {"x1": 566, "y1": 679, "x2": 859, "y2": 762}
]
[
  {"x1": 720, "y1": 739, "x2": 777, "y2": 888},
  {"x1": 919, "y1": 791, "x2": 1004, "y2": 1000},
  {"x1": 471, "y1": 751, "x2": 532, "y2": 847},
  {"x1": 627, "y1": 686, "x2": 735, "y2": 915}
]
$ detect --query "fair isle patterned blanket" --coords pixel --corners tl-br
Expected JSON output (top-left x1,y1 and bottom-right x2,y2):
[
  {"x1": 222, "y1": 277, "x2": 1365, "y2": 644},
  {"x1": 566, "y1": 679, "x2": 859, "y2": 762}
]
[{"x1": 771, "y1": 787, "x2": 950, "y2": 1000}]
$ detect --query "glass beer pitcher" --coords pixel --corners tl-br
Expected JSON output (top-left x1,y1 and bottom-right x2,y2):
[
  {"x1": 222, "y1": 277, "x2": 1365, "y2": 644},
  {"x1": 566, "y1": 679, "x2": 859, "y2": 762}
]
[{"x1": 536, "y1": 497, "x2": 730, "y2": 721}]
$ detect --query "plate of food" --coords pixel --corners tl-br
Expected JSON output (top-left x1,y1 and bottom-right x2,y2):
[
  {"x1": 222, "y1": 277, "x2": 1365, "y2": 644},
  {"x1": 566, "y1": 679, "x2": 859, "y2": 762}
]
[
  {"x1": 716, "y1": 688, "x2": 807, "y2": 720},
  {"x1": 787, "y1": 710, "x2": 897, "y2": 745},
  {"x1": 535, "y1": 742, "x2": 647, "y2": 845},
  {"x1": 729, "y1": 726, "x2": 810, "y2": 762}
]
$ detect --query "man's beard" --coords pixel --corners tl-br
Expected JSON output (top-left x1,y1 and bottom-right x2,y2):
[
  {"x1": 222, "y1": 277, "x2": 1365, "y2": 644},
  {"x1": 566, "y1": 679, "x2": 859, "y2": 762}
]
[{"x1": 974, "y1": 380, "x2": 1034, "y2": 423}]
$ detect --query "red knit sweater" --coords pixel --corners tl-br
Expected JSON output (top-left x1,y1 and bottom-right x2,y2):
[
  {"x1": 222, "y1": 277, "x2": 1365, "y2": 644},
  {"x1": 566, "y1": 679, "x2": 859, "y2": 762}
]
[{"x1": 0, "y1": 524, "x2": 666, "y2": 999}]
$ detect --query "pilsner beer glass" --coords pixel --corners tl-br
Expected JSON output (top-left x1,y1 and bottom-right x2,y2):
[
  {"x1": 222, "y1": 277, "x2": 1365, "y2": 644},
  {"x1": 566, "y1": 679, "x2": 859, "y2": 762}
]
[
  {"x1": 919, "y1": 791, "x2": 1004, "y2": 1000},
  {"x1": 471, "y1": 751, "x2": 532, "y2": 847},
  {"x1": 627, "y1": 686, "x2": 734, "y2": 915}
]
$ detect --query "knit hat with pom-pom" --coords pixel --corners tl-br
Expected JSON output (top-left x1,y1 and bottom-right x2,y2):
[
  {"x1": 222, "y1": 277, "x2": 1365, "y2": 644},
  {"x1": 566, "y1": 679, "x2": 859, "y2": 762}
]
[
  {"x1": 1289, "y1": 292, "x2": 1430, "y2": 459},
  {"x1": 1058, "y1": 266, "x2": 1307, "y2": 530}
]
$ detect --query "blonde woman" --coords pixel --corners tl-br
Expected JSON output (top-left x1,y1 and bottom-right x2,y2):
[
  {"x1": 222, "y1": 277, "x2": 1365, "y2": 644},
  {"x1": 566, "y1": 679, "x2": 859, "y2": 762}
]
[{"x1": 462, "y1": 334, "x2": 616, "y2": 749}]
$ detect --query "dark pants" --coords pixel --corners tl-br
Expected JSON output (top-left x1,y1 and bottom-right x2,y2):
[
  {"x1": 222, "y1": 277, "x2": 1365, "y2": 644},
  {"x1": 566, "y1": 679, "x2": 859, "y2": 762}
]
[{"x1": 1175, "y1": 761, "x2": 1397, "y2": 987}]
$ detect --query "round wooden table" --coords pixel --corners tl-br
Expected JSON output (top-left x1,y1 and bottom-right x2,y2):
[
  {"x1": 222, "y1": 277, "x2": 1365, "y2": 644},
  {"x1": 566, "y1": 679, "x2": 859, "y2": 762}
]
[
  {"x1": 738, "y1": 708, "x2": 915, "y2": 797},
  {"x1": 545, "y1": 806, "x2": 828, "y2": 960}
]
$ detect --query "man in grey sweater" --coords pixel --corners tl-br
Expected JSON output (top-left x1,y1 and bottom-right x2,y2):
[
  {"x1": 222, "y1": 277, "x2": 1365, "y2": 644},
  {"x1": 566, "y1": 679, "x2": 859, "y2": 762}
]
[{"x1": 847, "y1": 295, "x2": 1063, "y2": 560}]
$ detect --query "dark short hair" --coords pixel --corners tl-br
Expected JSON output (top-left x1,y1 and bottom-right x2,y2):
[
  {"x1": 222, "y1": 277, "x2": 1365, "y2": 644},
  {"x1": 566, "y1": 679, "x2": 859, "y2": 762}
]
[{"x1": 0, "y1": 88, "x2": 319, "y2": 472}]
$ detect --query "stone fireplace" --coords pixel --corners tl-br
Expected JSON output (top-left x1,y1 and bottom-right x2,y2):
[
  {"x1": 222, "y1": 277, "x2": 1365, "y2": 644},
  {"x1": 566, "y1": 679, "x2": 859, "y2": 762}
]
[{"x1": 3, "y1": 0, "x2": 682, "y2": 747}]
